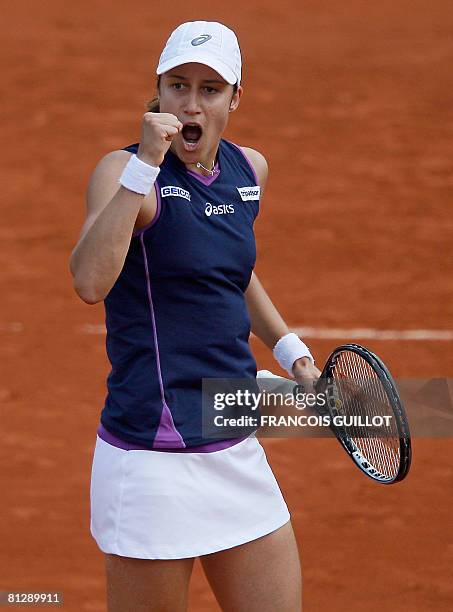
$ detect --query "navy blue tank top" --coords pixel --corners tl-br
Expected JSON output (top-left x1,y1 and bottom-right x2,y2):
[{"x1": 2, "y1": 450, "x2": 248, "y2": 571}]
[{"x1": 100, "y1": 139, "x2": 261, "y2": 449}]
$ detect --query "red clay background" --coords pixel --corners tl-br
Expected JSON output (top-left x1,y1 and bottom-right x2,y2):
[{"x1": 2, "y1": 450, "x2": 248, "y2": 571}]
[{"x1": 1, "y1": 1, "x2": 453, "y2": 610}]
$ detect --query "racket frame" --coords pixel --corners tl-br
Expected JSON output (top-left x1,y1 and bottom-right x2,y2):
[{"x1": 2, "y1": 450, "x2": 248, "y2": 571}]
[{"x1": 312, "y1": 343, "x2": 412, "y2": 484}]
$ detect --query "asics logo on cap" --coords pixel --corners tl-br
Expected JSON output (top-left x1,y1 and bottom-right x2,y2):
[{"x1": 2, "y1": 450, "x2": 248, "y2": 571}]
[{"x1": 191, "y1": 34, "x2": 212, "y2": 46}]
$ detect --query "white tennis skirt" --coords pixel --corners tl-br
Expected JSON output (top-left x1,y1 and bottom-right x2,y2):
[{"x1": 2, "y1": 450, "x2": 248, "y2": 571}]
[{"x1": 90, "y1": 434, "x2": 290, "y2": 559}]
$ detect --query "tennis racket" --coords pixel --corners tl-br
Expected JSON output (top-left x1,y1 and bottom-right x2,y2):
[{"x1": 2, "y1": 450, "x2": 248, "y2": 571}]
[{"x1": 294, "y1": 343, "x2": 412, "y2": 484}]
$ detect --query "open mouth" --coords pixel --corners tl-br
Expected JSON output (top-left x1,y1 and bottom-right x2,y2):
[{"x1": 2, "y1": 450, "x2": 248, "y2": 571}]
[{"x1": 181, "y1": 123, "x2": 203, "y2": 151}]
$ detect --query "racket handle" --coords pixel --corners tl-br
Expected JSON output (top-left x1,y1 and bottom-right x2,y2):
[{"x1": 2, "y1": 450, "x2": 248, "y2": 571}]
[{"x1": 256, "y1": 370, "x2": 298, "y2": 394}]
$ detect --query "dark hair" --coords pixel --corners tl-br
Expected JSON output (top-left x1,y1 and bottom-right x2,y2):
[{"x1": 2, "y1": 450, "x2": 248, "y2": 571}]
[{"x1": 145, "y1": 75, "x2": 239, "y2": 112}]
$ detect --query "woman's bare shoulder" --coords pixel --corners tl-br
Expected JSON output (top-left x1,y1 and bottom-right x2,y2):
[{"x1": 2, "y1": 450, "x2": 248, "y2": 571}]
[
  {"x1": 86, "y1": 149, "x2": 134, "y2": 209},
  {"x1": 238, "y1": 146, "x2": 268, "y2": 187},
  {"x1": 90, "y1": 149, "x2": 134, "y2": 178}
]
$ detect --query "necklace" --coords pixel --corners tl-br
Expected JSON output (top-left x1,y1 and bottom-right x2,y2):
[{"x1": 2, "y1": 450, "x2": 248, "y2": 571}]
[{"x1": 196, "y1": 160, "x2": 219, "y2": 176}]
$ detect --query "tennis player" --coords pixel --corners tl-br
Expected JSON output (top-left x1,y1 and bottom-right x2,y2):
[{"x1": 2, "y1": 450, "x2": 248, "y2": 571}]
[{"x1": 70, "y1": 20, "x2": 320, "y2": 612}]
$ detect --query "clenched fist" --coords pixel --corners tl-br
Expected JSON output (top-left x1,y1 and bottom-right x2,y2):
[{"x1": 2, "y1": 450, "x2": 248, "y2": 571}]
[{"x1": 137, "y1": 112, "x2": 183, "y2": 167}]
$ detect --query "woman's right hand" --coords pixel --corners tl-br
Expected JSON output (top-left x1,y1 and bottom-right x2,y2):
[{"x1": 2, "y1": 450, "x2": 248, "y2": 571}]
[{"x1": 137, "y1": 112, "x2": 183, "y2": 167}]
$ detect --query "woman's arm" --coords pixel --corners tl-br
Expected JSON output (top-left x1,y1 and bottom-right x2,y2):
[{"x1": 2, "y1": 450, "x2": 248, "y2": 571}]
[
  {"x1": 243, "y1": 147, "x2": 320, "y2": 383},
  {"x1": 242, "y1": 147, "x2": 288, "y2": 347},
  {"x1": 70, "y1": 112, "x2": 182, "y2": 305},
  {"x1": 241, "y1": 147, "x2": 288, "y2": 348},
  {"x1": 245, "y1": 271, "x2": 320, "y2": 382},
  {"x1": 69, "y1": 150, "x2": 156, "y2": 304},
  {"x1": 245, "y1": 272, "x2": 289, "y2": 349}
]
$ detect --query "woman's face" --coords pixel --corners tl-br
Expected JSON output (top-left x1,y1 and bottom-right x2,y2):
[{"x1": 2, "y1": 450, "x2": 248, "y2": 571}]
[{"x1": 159, "y1": 62, "x2": 242, "y2": 165}]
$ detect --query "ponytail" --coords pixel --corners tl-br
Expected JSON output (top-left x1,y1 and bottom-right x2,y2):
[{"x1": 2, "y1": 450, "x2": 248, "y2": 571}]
[
  {"x1": 145, "y1": 76, "x2": 161, "y2": 113},
  {"x1": 146, "y1": 97, "x2": 160, "y2": 113}
]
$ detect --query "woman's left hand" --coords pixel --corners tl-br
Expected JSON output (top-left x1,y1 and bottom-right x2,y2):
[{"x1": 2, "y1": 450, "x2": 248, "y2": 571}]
[{"x1": 292, "y1": 357, "x2": 321, "y2": 393}]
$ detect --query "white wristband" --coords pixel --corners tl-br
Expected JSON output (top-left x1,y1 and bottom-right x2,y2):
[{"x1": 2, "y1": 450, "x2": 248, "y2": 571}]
[
  {"x1": 272, "y1": 333, "x2": 315, "y2": 376},
  {"x1": 119, "y1": 154, "x2": 160, "y2": 196}
]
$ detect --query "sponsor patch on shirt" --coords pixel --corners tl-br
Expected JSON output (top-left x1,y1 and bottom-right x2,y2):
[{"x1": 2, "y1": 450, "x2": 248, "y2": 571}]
[
  {"x1": 161, "y1": 186, "x2": 191, "y2": 201},
  {"x1": 237, "y1": 186, "x2": 261, "y2": 201},
  {"x1": 205, "y1": 202, "x2": 235, "y2": 217}
]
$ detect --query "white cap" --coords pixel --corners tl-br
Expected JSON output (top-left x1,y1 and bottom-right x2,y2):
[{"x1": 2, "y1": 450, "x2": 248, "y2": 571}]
[{"x1": 156, "y1": 21, "x2": 242, "y2": 85}]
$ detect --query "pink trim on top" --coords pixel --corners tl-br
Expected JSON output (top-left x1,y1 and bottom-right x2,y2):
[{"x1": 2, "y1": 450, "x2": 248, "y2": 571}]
[
  {"x1": 97, "y1": 423, "x2": 250, "y2": 453},
  {"x1": 186, "y1": 161, "x2": 220, "y2": 186},
  {"x1": 228, "y1": 142, "x2": 259, "y2": 186},
  {"x1": 133, "y1": 180, "x2": 162, "y2": 237},
  {"x1": 153, "y1": 401, "x2": 185, "y2": 448},
  {"x1": 139, "y1": 233, "x2": 186, "y2": 448}
]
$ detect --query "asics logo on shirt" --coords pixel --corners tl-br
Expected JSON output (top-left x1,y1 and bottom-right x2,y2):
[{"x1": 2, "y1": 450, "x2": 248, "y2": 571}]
[
  {"x1": 161, "y1": 186, "x2": 191, "y2": 201},
  {"x1": 205, "y1": 203, "x2": 235, "y2": 217}
]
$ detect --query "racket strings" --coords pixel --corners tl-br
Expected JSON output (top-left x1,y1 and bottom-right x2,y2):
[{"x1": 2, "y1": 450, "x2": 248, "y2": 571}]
[
  {"x1": 350, "y1": 353, "x2": 399, "y2": 478},
  {"x1": 341, "y1": 353, "x2": 399, "y2": 478},
  {"x1": 332, "y1": 351, "x2": 400, "y2": 479},
  {"x1": 343, "y1": 352, "x2": 397, "y2": 477},
  {"x1": 342, "y1": 354, "x2": 399, "y2": 478}
]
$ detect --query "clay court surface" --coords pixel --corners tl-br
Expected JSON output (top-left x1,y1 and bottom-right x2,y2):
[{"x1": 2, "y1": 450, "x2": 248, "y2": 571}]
[{"x1": 1, "y1": 0, "x2": 453, "y2": 610}]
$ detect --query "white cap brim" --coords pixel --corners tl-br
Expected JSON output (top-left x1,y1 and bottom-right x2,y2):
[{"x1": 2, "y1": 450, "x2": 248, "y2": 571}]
[{"x1": 156, "y1": 54, "x2": 238, "y2": 85}]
